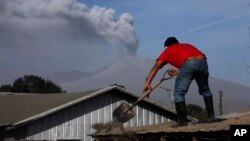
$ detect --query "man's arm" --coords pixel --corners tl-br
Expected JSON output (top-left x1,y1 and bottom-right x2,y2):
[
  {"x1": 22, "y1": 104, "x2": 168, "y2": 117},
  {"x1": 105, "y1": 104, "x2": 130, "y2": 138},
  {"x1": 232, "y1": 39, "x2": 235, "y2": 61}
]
[{"x1": 143, "y1": 60, "x2": 165, "y2": 92}]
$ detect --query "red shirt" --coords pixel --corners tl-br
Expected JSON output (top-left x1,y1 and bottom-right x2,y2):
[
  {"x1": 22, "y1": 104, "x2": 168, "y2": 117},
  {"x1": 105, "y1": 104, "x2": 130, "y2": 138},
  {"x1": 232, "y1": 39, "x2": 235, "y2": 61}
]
[{"x1": 157, "y1": 43, "x2": 205, "y2": 68}]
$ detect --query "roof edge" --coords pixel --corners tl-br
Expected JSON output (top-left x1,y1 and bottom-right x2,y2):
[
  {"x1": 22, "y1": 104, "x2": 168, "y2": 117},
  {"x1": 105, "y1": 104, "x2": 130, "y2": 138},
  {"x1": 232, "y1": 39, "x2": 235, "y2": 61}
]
[
  {"x1": 7, "y1": 85, "x2": 197, "y2": 130},
  {"x1": 8, "y1": 86, "x2": 116, "y2": 130}
]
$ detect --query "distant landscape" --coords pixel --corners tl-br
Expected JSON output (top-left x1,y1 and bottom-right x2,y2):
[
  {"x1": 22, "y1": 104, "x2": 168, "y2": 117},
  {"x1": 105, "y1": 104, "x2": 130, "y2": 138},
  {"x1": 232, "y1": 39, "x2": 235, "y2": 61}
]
[{"x1": 45, "y1": 56, "x2": 250, "y2": 116}]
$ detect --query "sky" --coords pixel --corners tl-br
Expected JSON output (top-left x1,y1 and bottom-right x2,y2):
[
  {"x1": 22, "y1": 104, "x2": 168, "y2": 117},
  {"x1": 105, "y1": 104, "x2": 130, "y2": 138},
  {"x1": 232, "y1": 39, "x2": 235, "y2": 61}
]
[{"x1": 1, "y1": 0, "x2": 250, "y2": 87}]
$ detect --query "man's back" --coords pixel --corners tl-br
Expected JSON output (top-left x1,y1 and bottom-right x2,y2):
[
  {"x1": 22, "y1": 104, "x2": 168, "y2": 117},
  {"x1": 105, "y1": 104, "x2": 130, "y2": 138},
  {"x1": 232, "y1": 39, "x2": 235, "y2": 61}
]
[{"x1": 157, "y1": 43, "x2": 205, "y2": 68}]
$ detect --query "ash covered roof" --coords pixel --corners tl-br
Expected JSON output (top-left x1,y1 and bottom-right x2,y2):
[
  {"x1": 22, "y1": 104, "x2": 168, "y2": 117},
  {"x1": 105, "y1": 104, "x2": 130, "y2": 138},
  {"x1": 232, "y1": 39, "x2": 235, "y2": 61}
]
[
  {"x1": 1, "y1": 85, "x2": 189, "y2": 129},
  {"x1": 0, "y1": 89, "x2": 98, "y2": 125},
  {"x1": 91, "y1": 110, "x2": 250, "y2": 137}
]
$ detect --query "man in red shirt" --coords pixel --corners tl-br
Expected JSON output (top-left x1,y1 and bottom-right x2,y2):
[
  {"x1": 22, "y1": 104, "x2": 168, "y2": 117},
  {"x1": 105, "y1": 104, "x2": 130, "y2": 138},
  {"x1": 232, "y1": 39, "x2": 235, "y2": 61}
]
[{"x1": 143, "y1": 37, "x2": 215, "y2": 127}]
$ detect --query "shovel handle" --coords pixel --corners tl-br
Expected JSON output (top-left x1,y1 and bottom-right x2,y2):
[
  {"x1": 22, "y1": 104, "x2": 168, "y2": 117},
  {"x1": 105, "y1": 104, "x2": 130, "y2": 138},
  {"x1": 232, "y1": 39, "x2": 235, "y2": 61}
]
[
  {"x1": 121, "y1": 80, "x2": 164, "y2": 115},
  {"x1": 136, "y1": 79, "x2": 163, "y2": 103},
  {"x1": 121, "y1": 71, "x2": 173, "y2": 115},
  {"x1": 136, "y1": 69, "x2": 171, "y2": 103}
]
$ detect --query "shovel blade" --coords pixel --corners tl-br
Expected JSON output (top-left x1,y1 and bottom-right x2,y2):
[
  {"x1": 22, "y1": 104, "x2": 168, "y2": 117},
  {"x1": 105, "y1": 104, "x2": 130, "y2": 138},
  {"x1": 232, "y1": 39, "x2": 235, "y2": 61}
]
[{"x1": 113, "y1": 102, "x2": 135, "y2": 123}]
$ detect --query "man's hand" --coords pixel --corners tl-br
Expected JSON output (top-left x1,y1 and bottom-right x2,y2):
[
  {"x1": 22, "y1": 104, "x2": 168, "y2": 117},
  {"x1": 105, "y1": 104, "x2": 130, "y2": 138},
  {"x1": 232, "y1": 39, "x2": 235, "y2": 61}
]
[
  {"x1": 143, "y1": 83, "x2": 152, "y2": 93},
  {"x1": 167, "y1": 69, "x2": 179, "y2": 76}
]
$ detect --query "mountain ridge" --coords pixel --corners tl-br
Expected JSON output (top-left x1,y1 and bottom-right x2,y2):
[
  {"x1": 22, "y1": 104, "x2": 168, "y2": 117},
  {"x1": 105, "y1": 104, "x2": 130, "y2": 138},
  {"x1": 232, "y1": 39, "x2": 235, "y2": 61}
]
[{"x1": 46, "y1": 56, "x2": 250, "y2": 115}]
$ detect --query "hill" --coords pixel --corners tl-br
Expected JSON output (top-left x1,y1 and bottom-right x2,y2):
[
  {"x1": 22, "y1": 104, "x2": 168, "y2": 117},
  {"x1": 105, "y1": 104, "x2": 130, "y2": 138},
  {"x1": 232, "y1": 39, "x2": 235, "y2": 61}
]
[{"x1": 46, "y1": 56, "x2": 250, "y2": 115}]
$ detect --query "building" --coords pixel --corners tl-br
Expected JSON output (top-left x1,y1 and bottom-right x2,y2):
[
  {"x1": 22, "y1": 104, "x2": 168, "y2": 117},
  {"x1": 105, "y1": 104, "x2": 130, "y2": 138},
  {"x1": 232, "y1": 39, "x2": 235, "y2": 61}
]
[{"x1": 0, "y1": 85, "x2": 196, "y2": 141}]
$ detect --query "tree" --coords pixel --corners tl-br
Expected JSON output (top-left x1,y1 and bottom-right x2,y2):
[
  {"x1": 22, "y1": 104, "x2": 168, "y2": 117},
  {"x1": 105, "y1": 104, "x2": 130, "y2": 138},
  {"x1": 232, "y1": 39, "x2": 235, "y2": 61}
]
[
  {"x1": 12, "y1": 78, "x2": 26, "y2": 93},
  {"x1": 0, "y1": 75, "x2": 65, "y2": 93},
  {"x1": 0, "y1": 84, "x2": 13, "y2": 92},
  {"x1": 187, "y1": 104, "x2": 206, "y2": 120}
]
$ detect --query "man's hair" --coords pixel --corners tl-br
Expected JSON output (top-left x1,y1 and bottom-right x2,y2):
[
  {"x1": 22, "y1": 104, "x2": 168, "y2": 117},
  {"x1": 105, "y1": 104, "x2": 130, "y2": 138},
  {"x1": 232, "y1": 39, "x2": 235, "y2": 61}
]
[{"x1": 164, "y1": 37, "x2": 179, "y2": 47}]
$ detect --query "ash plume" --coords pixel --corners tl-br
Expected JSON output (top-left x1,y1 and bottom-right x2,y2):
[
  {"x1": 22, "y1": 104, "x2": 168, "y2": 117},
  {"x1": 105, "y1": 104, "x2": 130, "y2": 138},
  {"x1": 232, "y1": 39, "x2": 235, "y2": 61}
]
[{"x1": 0, "y1": 0, "x2": 138, "y2": 83}]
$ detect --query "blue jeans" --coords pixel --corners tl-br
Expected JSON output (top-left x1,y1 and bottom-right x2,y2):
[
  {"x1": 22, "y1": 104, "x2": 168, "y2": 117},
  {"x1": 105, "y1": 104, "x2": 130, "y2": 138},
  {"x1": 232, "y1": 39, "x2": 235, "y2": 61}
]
[{"x1": 174, "y1": 58, "x2": 212, "y2": 102}]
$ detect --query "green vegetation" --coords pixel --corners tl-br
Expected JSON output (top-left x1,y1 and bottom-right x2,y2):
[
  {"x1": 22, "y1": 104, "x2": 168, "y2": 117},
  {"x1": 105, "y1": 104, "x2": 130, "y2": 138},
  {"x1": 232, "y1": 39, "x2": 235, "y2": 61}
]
[{"x1": 0, "y1": 75, "x2": 65, "y2": 93}]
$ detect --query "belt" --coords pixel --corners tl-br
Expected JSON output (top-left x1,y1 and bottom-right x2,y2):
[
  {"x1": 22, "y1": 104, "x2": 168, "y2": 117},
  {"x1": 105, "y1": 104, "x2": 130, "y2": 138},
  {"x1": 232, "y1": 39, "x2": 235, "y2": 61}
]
[{"x1": 187, "y1": 55, "x2": 206, "y2": 60}]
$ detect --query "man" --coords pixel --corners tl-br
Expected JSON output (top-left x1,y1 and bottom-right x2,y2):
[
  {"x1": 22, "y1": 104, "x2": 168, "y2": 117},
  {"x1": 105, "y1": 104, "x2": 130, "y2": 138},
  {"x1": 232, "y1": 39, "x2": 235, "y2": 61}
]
[{"x1": 143, "y1": 37, "x2": 215, "y2": 127}]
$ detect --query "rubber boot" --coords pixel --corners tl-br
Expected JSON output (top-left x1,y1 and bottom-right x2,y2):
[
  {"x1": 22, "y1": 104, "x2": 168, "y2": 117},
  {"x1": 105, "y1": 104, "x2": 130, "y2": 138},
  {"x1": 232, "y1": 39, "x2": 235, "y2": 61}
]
[
  {"x1": 171, "y1": 101, "x2": 188, "y2": 127},
  {"x1": 204, "y1": 96, "x2": 215, "y2": 123}
]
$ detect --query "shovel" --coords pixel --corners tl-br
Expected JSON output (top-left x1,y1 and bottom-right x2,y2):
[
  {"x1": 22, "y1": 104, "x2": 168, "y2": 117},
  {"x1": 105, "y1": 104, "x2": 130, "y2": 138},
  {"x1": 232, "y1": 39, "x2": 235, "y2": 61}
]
[{"x1": 113, "y1": 70, "x2": 173, "y2": 123}]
